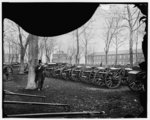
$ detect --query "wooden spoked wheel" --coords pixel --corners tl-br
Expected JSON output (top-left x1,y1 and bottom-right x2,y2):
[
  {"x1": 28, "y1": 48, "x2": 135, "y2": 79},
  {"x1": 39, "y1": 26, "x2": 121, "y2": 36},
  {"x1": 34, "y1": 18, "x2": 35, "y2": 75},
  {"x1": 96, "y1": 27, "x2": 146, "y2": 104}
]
[
  {"x1": 61, "y1": 71, "x2": 67, "y2": 80},
  {"x1": 105, "y1": 71, "x2": 122, "y2": 89},
  {"x1": 80, "y1": 71, "x2": 91, "y2": 83},
  {"x1": 71, "y1": 69, "x2": 78, "y2": 81},
  {"x1": 89, "y1": 71, "x2": 95, "y2": 84},
  {"x1": 127, "y1": 72, "x2": 145, "y2": 92},
  {"x1": 61, "y1": 69, "x2": 71, "y2": 80},
  {"x1": 94, "y1": 72, "x2": 105, "y2": 87},
  {"x1": 128, "y1": 81, "x2": 144, "y2": 92}
]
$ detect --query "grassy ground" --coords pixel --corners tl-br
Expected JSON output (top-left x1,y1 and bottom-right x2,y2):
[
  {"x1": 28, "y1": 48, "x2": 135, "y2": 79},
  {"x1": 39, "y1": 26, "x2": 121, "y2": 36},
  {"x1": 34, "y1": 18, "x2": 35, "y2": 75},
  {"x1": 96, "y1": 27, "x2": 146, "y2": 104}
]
[{"x1": 3, "y1": 73, "x2": 143, "y2": 118}]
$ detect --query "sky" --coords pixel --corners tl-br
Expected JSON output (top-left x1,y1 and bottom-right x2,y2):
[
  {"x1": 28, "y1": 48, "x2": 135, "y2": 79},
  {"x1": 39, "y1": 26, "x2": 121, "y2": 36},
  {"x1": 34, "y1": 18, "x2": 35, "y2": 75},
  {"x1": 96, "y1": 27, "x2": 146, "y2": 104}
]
[
  {"x1": 4, "y1": 4, "x2": 145, "y2": 63},
  {"x1": 52, "y1": 4, "x2": 145, "y2": 63},
  {"x1": 55, "y1": 4, "x2": 145, "y2": 54}
]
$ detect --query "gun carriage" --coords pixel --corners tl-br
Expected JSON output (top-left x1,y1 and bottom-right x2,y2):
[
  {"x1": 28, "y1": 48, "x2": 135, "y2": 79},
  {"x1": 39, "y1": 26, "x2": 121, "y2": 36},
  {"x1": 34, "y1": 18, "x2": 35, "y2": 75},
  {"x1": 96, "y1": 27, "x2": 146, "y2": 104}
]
[
  {"x1": 44, "y1": 63, "x2": 57, "y2": 78},
  {"x1": 104, "y1": 67, "x2": 122, "y2": 89},
  {"x1": 44, "y1": 63, "x2": 145, "y2": 90},
  {"x1": 89, "y1": 67, "x2": 106, "y2": 87},
  {"x1": 80, "y1": 66, "x2": 95, "y2": 83},
  {"x1": 119, "y1": 67, "x2": 133, "y2": 85},
  {"x1": 61, "y1": 65, "x2": 75, "y2": 80},
  {"x1": 52, "y1": 63, "x2": 67, "y2": 79},
  {"x1": 71, "y1": 66, "x2": 83, "y2": 82},
  {"x1": 3, "y1": 64, "x2": 13, "y2": 74},
  {"x1": 127, "y1": 70, "x2": 145, "y2": 92}
]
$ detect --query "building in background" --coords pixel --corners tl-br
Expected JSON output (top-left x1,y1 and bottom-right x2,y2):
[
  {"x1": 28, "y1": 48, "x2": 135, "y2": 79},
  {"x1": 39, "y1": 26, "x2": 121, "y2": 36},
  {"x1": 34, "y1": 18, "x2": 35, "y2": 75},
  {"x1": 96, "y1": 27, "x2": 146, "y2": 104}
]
[
  {"x1": 87, "y1": 49, "x2": 144, "y2": 66},
  {"x1": 52, "y1": 51, "x2": 69, "y2": 63}
]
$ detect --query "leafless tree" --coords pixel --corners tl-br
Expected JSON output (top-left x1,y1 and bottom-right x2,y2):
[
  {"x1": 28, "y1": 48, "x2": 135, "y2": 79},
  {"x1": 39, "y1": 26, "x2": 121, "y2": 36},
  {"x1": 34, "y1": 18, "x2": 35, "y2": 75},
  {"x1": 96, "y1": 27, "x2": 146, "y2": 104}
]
[
  {"x1": 42, "y1": 37, "x2": 57, "y2": 63},
  {"x1": 67, "y1": 46, "x2": 76, "y2": 64},
  {"x1": 38, "y1": 38, "x2": 45, "y2": 60},
  {"x1": 74, "y1": 29, "x2": 80, "y2": 64},
  {"x1": 38, "y1": 37, "x2": 57, "y2": 63},
  {"x1": 26, "y1": 34, "x2": 38, "y2": 89},
  {"x1": 122, "y1": 5, "x2": 144, "y2": 67},
  {"x1": 17, "y1": 25, "x2": 29, "y2": 73},
  {"x1": 81, "y1": 19, "x2": 94, "y2": 65},
  {"x1": 4, "y1": 33, "x2": 20, "y2": 63},
  {"x1": 111, "y1": 12, "x2": 125, "y2": 66},
  {"x1": 103, "y1": 11, "x2": 122, "y2": 67},
  {"x1": 4, "y1": 19, "x2": 29, "y2": 73},
  {"x1": 112, "y1": 34, "x2": 125, "y2": 66},
  {"x1": 134, "y1": 21, "x2": 145, "y2": 64},
  {"x1": 3, "y1": 20, "x2": 15, "y2": 63},
  {"x1": 73, "y1": 20, "x2": 93, "y2": 65},
  {"x1": 88, "y1": 46, "x2": 95, "y2": 65},
  {"x1": 10, "y1": 42, "x2": 19, "y2": 63}
]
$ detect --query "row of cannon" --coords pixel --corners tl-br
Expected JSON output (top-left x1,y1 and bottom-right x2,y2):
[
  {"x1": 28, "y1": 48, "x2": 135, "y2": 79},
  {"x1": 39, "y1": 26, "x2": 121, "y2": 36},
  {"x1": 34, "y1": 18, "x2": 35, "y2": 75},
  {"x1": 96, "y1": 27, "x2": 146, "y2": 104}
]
[
  {"x1": 3, "y1": 62, "x2": 144, "y2": 91},
  {"x1": 44, "y1": 63, "x2": 142, "y2": 89}
]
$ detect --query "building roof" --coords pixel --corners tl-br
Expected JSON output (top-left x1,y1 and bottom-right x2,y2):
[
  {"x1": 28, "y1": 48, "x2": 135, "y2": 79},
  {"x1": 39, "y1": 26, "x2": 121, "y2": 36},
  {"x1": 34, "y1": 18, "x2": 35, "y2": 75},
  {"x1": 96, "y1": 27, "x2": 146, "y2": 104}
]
[{"x1": 53, "y1": 53, "x2": 68, "y2": 57}]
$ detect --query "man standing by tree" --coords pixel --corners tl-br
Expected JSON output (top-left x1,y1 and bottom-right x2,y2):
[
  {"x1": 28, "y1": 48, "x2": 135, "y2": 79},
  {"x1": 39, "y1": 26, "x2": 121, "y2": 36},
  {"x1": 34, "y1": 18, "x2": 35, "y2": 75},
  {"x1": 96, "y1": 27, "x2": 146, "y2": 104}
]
[{"x1": 35, "y1": 60, "x2": 45, "y2": 91}]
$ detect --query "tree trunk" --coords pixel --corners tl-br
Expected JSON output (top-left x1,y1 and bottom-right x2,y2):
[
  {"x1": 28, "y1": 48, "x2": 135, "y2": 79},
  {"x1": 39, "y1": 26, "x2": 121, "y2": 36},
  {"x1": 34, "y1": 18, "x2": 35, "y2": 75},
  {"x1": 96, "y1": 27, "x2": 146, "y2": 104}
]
[
  {"x1": 8, "y1": 42, "x2": 11, "y2": 63},
  {"x1": 135, "y1": 43, "x2": 138, "y2": 63},
  {"x1": 10, "y1": 45, "x2": 14, "y2": 63},
  {"x1": 85, "y1": 43, "x2": 87, "y2": 65},
  {"x1": 49, "y1": 55, "x2": 51, "y2": 63},
  {"x1": 129, "y1": 30, "x2": 133, "y2": 67},
  {"x1": 39, "y1": 50, "x2": 43, "y2": 60},
  {"x1": 69, "y1": 57, "x2": 72, "y2": 64},
  {"x1": 85, "y1": 55, "x2": 87, "y2": 65},
  {"x1": 130, "y1": 47, "x2": 133, "y2": 67},
  {"x1": 105, "y1": 51, "x2": 108, "y2": 68},
  {"x1": 11, "y1": 53, "x2": 14, "y2": 63},
  {"x1": 46, "y1": 55, "x2": 50, "y2": 63},
  {"x1": 50, "y1": 53, "x2": 53, "y2": 63},
  {"x1": 115, "y1": 46, "x2": 118, "y2": 66},
  {"x1": 45, "y1": 50, "x2": 51, "y2": 63},
  {"x1": 93, "y1": 55, "x2": 94, "y2": 65},
  {"x1": 135, "y1": 30, "x2": 138, "y2": 63},
  {"x1": 19, "y1": 49, "x2": 25, "y2": 74},
  {"x1": 15, "y1": 46, "x2": 18, "y2": 62},
  {"x1": 18, "y1": 25, "x2": 25, "y2": 73},
  {"x1": 76, "y1": 30, "x2": 79, "y2": 65},
  {"x1": 3, "y1": 33, "x2": 5, "y2": 63},
  {"x1": 26, "y1": 34, "x2": 38, "y2": 89}
]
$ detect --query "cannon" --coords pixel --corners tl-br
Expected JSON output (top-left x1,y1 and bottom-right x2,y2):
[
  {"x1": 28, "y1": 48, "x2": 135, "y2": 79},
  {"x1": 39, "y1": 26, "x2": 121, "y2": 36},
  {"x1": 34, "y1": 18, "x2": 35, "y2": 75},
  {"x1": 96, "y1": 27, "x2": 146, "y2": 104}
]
[
  {"x1": 45, "y1": 63, "x2": 145, "y2": 90},
  {"x1": 3, "y1": 64, "x2": 13, "y2": 81},
  {"x1": 52, "y1": 64, "x2": 67, "y2": 79},
  {"x1": 90, "y1": 67, "x2": 122, "y2": 88},
  {"x1": 3, "y1": 65, "x2": 13, "y2": 74},
  {"x1": 91, "y1": 67, "x2": 107, "y2": 87},
  {"x1": 61, "y1": 65, "x2": 75, "y2": 80},
  {"x1": 127, "y1": 70, "x2": 145, "y2": 92},
  {"x1": 44, "y1": 63, "x2": 57, "y2": 78},
  {"x1": 71, "y1": 66, "x2": 83, "y2": 82},
  {"x1": 104, "y1": 67, "x2": 122, "y2": 89},
  {"x1": 80, "y1": 66, "x2": 94, "y2": 83},
  {"x1": 119, "y1": 67, "x2": 133, "y2": 85}
]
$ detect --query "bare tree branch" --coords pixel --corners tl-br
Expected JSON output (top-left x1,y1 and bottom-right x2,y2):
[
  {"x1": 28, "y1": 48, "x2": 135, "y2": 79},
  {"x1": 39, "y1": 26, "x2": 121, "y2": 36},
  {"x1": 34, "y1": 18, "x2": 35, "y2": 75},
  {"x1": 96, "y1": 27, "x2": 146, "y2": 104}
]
[
  {"x1": 131, "y1": 8, "x2": 138, "y2": 17},
  {"x1": 132, "y1": 11, "x2": 140, "y2": 28},
  {"x1": 133, "y1": 22, "x2": 144, "y2": 32}
]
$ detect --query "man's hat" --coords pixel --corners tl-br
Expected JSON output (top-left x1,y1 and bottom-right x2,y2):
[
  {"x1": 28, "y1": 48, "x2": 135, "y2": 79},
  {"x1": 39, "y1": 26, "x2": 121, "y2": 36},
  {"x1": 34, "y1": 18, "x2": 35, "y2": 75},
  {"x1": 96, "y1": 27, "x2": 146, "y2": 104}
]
[{"x1": 39, "y1": 60, "x2": 42, "y2": 64}]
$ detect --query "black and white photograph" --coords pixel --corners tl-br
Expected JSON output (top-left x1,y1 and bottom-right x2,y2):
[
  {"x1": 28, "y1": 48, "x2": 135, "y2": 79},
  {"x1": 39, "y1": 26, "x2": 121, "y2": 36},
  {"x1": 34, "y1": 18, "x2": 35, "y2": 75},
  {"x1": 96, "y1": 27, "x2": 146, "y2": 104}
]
[{"x1": 2, "y1": 2, "x2": 148, "y2": 118}]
